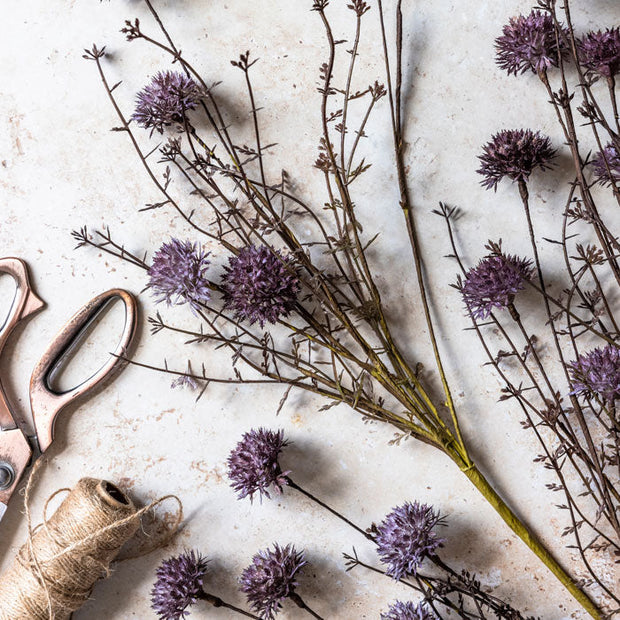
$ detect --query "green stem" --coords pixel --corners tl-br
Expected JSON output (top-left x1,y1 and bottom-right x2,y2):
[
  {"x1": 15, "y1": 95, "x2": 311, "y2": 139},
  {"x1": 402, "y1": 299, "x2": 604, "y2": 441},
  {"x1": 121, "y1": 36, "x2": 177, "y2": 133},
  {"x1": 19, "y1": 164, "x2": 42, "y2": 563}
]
[{"x1": 447, "y1": 451, "x2": 601, "y2": 619}]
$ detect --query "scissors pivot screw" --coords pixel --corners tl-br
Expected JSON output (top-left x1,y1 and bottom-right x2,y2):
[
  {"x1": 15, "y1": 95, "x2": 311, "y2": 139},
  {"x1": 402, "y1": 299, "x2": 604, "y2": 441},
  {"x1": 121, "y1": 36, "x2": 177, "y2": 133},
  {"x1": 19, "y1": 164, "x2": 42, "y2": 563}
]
[{"x1": 0, "y1": 463, "x2": 15, "y2": 490}]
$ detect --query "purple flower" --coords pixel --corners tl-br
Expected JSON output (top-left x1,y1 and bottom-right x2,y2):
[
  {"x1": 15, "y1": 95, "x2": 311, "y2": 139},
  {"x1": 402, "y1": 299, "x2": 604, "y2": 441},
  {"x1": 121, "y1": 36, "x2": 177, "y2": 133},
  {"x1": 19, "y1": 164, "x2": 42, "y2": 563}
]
[
  {"x1": 151, "y1": 550, "x2": 208, "y2": 620},
  {"x1": 569, "y1": 344, "x2": 620, "y2": 403},
  {"x1": 240, "y1": 543, "x2": 307, "y2": 620},
  {"x1": 381, "y1": 601, "x2": 437, "y2": 620},
  {"x1": 221, "y1": 245, "x2": 300, "y2": 327},
  {"x1": 495, "y1": 10, "x2": 569, "y2": 76},
  {"x1": 592, "y1": 143, "x2": 620, "y2": 187},
  {"x1": 477, "y1": 129, "x2": 556, "y2": 191},
  {"x1": 457, "y1": 253, "x2": 534, "y2": 320},
  {"x1": 578, "y1": 28, "x2": 620, "y2": 78},
  {"x1": 374, "y1": 502, "x2": 446, "y2": 580},
  {"x1": 170, "y1": 375, "x2": 198, "y2": 391},
  {"x1": 132, "y1": 70, "x2": 202, "y2": 133},
  {"x1": 227, "y1": 428, "x2": 290, "y2": 501},
  {"x1": 148, "y1": 239, "x2": 211, "y2": 311}
]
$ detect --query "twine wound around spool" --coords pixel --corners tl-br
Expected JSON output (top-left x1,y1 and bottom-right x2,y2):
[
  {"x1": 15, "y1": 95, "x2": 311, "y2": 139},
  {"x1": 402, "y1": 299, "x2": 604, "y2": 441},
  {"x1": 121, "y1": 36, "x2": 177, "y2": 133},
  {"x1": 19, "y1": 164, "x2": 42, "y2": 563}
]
[{"x1": 0, "y1": 460, "x2": 182, "y2": 619}]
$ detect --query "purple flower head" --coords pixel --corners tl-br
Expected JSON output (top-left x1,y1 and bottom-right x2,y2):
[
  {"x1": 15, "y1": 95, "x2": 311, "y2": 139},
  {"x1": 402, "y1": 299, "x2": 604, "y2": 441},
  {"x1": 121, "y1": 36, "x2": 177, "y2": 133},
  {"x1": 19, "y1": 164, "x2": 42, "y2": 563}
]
[
  {"x1": 457, "y1": 253, "x2": 534, "y2": 320},
  {"x1": 221, "y1": 245, "x2": 300, "y2": 328},
  {"x1": 132, "y1": 70, "x2": 202, "y2": 133},
  {"x1": 151, "y1": 550, "x2": 208, "y2": 620},
  {"x1": 240, "y1": 543, "x2": 307, "y2": 620},
  {"x1": 477, "y1": 129, "x2": 556, "y2": 191},
  {"x1": 374, "y1": 501, "x2": 446, "y2": 580},
  {"x1": 170, "y1": 375, "x2": 198, "y2": 391},
  {"x1": 148, "y1": 239, "x2": 211, "y2": 311},
  {"x1": 381, "y1": 601, "x2": 437, "y2": 620},
  {"x1": 569, "y1": 344, "x2": 620, "y2": 403},
  {"x1": 578, "y1": 28, "x2": 620, "y2": 78},
  {"x1": 592, "y1": 143, "x2": 620, "y2": 187},
  {"x1": 227, "y1": 428, "x2": 290, "y2": 501},
  {"x1": 495, "y1": 10, "x2": 569, "y2": 76}
]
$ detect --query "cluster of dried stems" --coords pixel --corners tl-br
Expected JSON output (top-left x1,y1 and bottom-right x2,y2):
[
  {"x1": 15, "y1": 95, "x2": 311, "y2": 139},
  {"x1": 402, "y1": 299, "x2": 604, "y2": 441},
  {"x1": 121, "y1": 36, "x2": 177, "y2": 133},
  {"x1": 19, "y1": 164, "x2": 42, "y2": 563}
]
[
  {"x1": 76, "y1": 0, "x2": 618, "y2": 617},
  {"x1": 440, "y1": 0, "x2": 620, "y2": 614}
]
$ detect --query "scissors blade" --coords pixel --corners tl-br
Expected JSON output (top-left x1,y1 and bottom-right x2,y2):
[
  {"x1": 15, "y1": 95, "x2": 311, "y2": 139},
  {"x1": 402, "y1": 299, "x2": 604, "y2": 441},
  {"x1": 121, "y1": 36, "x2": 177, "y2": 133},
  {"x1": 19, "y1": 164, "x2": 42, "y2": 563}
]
[{"x1": 0, "y1": 501, "x2": 7, "y2": 523}]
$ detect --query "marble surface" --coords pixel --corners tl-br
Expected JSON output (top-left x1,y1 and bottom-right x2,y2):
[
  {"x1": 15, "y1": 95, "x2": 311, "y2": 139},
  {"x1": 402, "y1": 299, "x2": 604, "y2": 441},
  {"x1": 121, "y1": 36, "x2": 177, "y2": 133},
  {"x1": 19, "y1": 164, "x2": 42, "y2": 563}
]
[{"x1": 0, "y1": 0, "x2": 619, "y2": 618}]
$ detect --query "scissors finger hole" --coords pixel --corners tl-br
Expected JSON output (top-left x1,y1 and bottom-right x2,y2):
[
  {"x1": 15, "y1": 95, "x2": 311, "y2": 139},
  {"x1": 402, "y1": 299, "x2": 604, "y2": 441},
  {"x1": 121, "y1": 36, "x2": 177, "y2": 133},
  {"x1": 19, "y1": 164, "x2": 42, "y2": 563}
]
[
  {"x1": 46, "y1": 296, "x2": 128, "y2": 394},
  {"x1": 0, "y1": 274, "x2": 18, "y2": 333}
]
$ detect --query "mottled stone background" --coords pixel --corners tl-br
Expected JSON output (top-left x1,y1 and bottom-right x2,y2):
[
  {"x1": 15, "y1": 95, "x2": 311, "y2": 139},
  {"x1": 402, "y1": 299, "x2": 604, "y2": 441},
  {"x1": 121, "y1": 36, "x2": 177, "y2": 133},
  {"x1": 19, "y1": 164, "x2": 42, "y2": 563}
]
[{"x1": 0, "y1": 0, "x2": 618, "y2": 618}]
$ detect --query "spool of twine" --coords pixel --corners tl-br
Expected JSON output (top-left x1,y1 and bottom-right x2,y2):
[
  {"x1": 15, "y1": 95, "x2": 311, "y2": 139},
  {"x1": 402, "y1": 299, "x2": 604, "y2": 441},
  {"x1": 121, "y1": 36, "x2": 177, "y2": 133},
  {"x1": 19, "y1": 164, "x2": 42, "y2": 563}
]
[{"x1": 0, "y1": 469, "x2": 180, "y2": 620}]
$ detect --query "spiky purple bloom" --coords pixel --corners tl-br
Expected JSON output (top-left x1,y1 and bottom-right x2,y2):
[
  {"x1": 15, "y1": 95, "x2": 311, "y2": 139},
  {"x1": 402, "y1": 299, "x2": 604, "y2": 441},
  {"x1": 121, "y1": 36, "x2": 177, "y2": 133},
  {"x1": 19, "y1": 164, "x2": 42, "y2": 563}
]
[
  {"x1": 381, "y1": 601, "x2": 437, "y2": 620},
  {"x1": 221, "y1": 245, "x2": 300, "y2": 327},
  {"x1": 495, "y1": 11, "x2": 569, "y2": 76},
  {"x1": 457, "y1": 253, "x2": 534, "y2": 320},
  {"x1": 592, "y1": 143, "x2": 620, "y2": 187},
  {"x1": 569, "y1": 344, "x2": 620, "y2": 403},
  {"x1": 151, "y1": 550, "x2": 208, "y2": 620},
  {"x1": 240, "y1": 543, "x2": 307, "y2": 620},
  {"x1": 227, "y1": 428, "x2": 290, "y2": 501},
  {"x1": 132, "y1": 70, "x2": 202, "y2": 133},
  {"x1": 374, "y1": 502, "x2": 446, "y2": 580},
  {"x1": 148, "y1": 239, "x2": 211, "y2": 311},
  {"x1": 477, "y1": 129, "x2": 556, "y2": 191},
  {"x1": 578, "y1": 28, "x2": 620, "y2": 78}
]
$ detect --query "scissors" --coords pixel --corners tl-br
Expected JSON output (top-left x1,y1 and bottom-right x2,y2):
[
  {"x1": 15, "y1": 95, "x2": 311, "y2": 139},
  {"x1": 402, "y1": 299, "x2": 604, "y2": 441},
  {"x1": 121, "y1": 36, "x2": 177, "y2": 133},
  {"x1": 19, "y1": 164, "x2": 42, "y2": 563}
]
[{"x1": 0, "y1": 257, "x2": 138, "y2": 523}]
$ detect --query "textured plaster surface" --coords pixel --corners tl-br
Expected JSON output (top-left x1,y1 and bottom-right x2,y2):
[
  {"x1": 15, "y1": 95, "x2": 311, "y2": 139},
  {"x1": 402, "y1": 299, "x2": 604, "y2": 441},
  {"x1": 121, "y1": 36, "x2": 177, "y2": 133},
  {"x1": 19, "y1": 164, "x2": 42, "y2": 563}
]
[{"x1": 0, "y1": 0, "x2": 619, "y2": 618}]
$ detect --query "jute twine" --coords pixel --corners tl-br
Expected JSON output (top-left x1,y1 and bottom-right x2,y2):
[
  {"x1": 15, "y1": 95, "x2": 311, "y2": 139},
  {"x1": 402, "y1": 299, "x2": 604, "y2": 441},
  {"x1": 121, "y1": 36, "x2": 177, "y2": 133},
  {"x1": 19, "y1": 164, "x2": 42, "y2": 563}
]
[{"x1": 0, "y1": 460, "x2": 182, "y2": 619}]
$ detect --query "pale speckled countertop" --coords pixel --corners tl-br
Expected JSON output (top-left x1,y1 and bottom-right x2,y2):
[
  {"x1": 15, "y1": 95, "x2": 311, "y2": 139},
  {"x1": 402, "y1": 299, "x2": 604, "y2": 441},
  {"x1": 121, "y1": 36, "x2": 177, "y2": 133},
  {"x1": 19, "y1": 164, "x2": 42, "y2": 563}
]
[{"x1": 0, "y1": 0, "x2": 619, "y2": 618}]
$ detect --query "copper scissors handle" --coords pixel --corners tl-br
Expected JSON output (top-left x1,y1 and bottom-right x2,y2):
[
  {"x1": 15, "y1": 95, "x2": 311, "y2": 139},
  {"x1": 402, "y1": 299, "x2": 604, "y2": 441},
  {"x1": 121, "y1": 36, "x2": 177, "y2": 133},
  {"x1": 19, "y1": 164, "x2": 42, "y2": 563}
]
[
  {"x1": 0, "y1": 259, "x2": 137, "y2": 515},
  {"x1": 0, "y1": 258, "x2": 45, "y2": 379},
  {"x1": 30, "y1": 288, "x2": 138, "y2": 453}
]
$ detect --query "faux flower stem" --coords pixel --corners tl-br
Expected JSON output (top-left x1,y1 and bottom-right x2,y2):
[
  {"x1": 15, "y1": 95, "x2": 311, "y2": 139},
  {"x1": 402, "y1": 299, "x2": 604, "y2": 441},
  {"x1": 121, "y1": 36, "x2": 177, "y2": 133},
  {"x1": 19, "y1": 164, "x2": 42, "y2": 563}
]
[
  {"x1": 447, "y1": 448, "x2": 600, "y2": 619},
  {"x1": 289, "y1": 592, "x2": 324, "y2": 620},
  {"x1": 293, "y1": 449, "x2": 592, "y2": 616},
  {"x1": 286, "y1": 477, "x2": 374, "y2": 542},
  {"x1": 376, "y1": 2, "x2": 601, "y2": 613},
  {"x1": 199, "y1": 592, "x2": 261, "y2": 619},
  {"x1": 517, "y1": 180, "x2": 620, "y2": 539},
  {"x1": 89, "y1": 2, "x2": 606, "y2": 615},
  {"x1": 344, "y1": 548, "x2": 531, "y2": 618},
  {"x1": 608, "y1": 76, "x2": 620, "y2": 135}
]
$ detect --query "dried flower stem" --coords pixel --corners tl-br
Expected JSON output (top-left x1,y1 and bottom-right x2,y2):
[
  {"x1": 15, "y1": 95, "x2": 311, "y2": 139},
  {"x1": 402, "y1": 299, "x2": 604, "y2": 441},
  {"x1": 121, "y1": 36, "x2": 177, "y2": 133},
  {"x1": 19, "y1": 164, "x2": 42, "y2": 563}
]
[
  {"x1": 199, "y1": 592, "x2": 261, "y2": 619},
  {"x1": 81, "y1": 1, "x2": 605, "y2": 615},
  {"x1": 288, "y1": 593, "x2": 324, "y2": 620},
  {"x1": 285, "y1": 478, "x2": 374, "y2": 542},
  {"x1": 376, "y1": 2, "x2": 600, "y2": 615},
  {"x1": 344, "y1": 550, "x2": 533, "y2": 619}
]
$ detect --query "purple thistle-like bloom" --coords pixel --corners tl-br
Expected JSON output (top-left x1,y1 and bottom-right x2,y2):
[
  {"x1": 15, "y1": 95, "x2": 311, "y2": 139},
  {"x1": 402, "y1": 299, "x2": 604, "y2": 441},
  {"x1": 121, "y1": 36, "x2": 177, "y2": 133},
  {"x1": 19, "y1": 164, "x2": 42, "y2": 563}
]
[
  {"x1": 227, "y1": 428, "x2": 290, "y2": 501},
  {"x1": 240, "y1": 543, "x2": 307, "y2": 620},
  {"x1": 151, "y1": 550, "x2": 208, "y2": 620},
  {"x1": 374, "y1": 502, "x2": 446, "y2": 580},
  {"x1": 132, "y1": 70, "x2": 202, "y2": 133},
  {"x1": 569, "y1": 344, "x2": 620, "y2": 403},
  {"x1": 592, "y1": 143, "x2": 620, "y2": 187},
  {"x1": 578, "y1": 28, "x2": 620, "y2": 78},
  {"x1": 477, "y1": 129, "x2": 556, "y2": 191},
  {"x1": 495, "y1": 10, "x2": 569, "y2": 76},
  {"x1": 381, "y1": 601, "x2": 437, "y2": 620},
  {"x1": 148, "y1": 239, "x2": 211, "y2": 311},
  {"x1": 221, "y1": 245, "x2": 300, "y2": 327},
  {"x1": 457, "y1": 253, "x2": 534, "y2": 320}
]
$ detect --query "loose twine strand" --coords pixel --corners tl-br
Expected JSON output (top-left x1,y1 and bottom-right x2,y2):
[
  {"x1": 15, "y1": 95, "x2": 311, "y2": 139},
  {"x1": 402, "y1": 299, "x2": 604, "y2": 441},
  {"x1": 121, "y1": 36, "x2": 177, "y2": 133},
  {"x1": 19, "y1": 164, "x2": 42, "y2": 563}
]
[{"x1": 0, "y1": 459, "x2": 182, "y2": 619}]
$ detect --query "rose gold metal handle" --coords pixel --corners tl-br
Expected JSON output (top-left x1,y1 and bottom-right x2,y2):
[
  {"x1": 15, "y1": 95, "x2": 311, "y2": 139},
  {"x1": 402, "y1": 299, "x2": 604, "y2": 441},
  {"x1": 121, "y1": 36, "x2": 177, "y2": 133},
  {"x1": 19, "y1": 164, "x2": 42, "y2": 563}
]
[
  {"x1": 0, "y1": 258, "x2": 45, "y2": 431},
  {"x1": 0, "y1": 258, "x2": 44, "y2": 508},
  {"x1": 30, "y1": 289, "x2": 138, "y2": 453}
]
